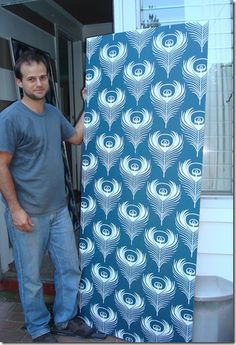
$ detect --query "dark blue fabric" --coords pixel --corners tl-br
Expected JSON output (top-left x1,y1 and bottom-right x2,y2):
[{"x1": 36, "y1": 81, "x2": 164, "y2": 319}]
[{"x1": 79, "y1": 23, "x2": 208, "y2": 342}]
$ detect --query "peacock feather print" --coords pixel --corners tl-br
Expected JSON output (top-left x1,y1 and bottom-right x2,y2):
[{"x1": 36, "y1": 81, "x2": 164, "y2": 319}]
[
  {"x1": 81, "y1": 153, "x2": 98, "y2": 192},
  {"x1": 94, "y1": 178, "x2": 122, "y2": 219},
  {"x1": 178, "y1": 160, "x2": 202, "y2": 208},
  {"x1": 115, "y1": 290, "x2": 145, "y2": 329},
  {"x1": 144, "y1": 227, "x2": 178, "y2": 272},
  {"x1": 120, "y1": 156, "x2": 151, "y2": 200},
  {"x1": 90, "y1": 304, "x2": 117, "y2": 334},
  {"x1": 78, "y1": 278, "x2": 93, "y2": 312},
  {"x1": 151, "y1": 81, "x2": 185, "y2": 128},
  {"x1": 81, "y1": 23, "x2": 208, "y2": 342},
  {"x1": 91, "y1": 263, "x2": 118, "y2": 303},
  {"x1": 79, "y1": 237, "x2": 95, "y2": 271},
  {"x1": 149, "y1": 131, "x2": 183, "y2": 177},
  {"x1": 175, "y1": 210, "x2": 199, "y2": 257},
  {"x1": 93, "y1": 221, "x2": 120, "y2": 263},
  {"x1": 96, "y1": 133, "x2": 124, "y2": 176},
  {"x1": 126, "y1": 27, "x2": 155, "y2": 58},
  {"x1": 85, "y1": 66, "x2": 101, "y2": 106},
  {"x1": 171, "y1": 305, "x2": 193, "y2": 342},
  {"x1": 100, "y1": 42, "x2": 127, "y2": 85},
  {"x1": 115, "y1": 330, "x2": 144, "y2": 343},
  {"x1": 186, "y1": 22, "x2": 209, "y2": 53},
  {"x1": 116, "y1": 246, "x2": 146, "y2": 288},
  {"x1": 180, "y1": 108, "x2": 205, "y2": 157},
  {"x1": 141, "y1": 317, "x2": 174, "y2": 342},
  {"x1": 142, "y1": 274, "x2": 175, "y2": 316},
  {"x1": 80, "y1": 196, "x2": 96, "y2": 234},
  {"x1": 173, "y1": 259, "x2": 196, "y2": 304},
  {"x1": 124, "y1": 60, "x2": 155, "y2": 105},
  {"x1": 83, "y1": 110, "x2": 100, "y2": 150},
  {"x1": 87, "y1": 35, "x2": 102, "y2": 64},
  {"x1": 152, "y1": 30, "x2": 187, "y2": 78},
  {"x1": 183, "y1": 56, "x2": 208, "y2": 105},
  {"x1": 147, "y1": 180, "x2": 181, "y2": 225},
  {"x1": 98, "y1": 88, "x2": 126, "y2": 130},
  {"x1": 122, "y1": 108, "x2": 153, "y2": 153},
  {"x1": 118, "y1": 201, "x2": 149, "y2": 244}
]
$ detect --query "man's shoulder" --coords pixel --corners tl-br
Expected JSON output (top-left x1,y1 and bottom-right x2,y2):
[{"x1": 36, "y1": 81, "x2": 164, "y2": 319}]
[{"x1": 45, "y1": 102, "x2": 60, "y2": 113}]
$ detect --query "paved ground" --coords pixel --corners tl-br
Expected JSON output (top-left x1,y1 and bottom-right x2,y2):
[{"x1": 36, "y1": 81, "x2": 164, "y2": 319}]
[{"x1": 0, "y1": 292, "x2": 124, "y2": 344}]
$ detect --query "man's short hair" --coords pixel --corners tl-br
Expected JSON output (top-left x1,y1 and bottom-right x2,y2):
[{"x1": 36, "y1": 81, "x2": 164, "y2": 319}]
[{"x1": 14, "y1": 50, "x2": 49, "y2": 80}]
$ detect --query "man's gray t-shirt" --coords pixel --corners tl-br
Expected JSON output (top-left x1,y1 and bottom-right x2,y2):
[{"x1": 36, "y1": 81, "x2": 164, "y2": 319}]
[{"x1": 0, "y1": 101, "x2": 76, "y2": 215}]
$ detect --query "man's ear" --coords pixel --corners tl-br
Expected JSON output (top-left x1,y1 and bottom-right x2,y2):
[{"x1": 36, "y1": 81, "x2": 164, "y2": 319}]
[{"x1": 16, "y1": 78, "x2": 22, "y2": 88}]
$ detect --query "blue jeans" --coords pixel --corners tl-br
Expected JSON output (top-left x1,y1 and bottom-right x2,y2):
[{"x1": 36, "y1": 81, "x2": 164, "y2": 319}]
[{"x1": 5, "y1": 206, "x2": 81, "y2": 339}]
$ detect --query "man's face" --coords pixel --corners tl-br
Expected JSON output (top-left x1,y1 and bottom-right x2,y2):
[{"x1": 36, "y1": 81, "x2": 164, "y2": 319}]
[{"x1": 16, "y1": 61, "x2": 49, "y2": 101}]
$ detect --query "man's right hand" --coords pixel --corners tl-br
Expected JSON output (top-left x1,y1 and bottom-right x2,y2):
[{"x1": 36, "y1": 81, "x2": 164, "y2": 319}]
[{"x1": 11, "y1": 208, "x2": 34, "y2": 232}]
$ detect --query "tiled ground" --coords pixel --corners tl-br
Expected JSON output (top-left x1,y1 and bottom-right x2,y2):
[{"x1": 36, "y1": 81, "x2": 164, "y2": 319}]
[
  {"x1": 0, "y1": 255, "x2": 125, "y2": 344},
  {"x1": 0, "y1": 297, "x2": 124, "y2": 343}
]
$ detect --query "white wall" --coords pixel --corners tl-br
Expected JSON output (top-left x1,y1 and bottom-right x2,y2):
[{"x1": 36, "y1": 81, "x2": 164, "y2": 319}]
[{"x1": 113, "y1": 0, "x2": 234, "y2": 283}]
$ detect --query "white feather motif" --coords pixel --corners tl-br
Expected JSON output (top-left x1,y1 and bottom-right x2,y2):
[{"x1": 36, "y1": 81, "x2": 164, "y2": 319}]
[
  {"x1": 115, "y1": 329, "x2": 143, "y2": 343},
  {"x1": 98, "y1": 88, "x2": 126, "y2": 130},
  {"x1": 115, "y1": 290, "x2": 145, "y2": 329},
  {"x1": 80, "y1": 196, "x2": 96, "y2": 234},
  {"x1": 186, "y1": 22, "x2": 209, "y2": 52},
  {"x1": 126, "y1": 28, "x2": 155, "y2": 58},
  {"x1": 81, "y1": 153, "x2": 98, "y2": 192},
  {"x1": 176, "y1": 210, "x2": 199, "y2": 257},
  {"x1": 178, "y1": 160, "x2": 202, "y2": 208},
  {"x1": 79, "y1": 237, "x2": 95, "y2": 271},
  {"x1": 124, "y1": 60, "x2": 155, "y2": 105},
  {"x1": 142, "y1": 274, "x2": 175, "y2": 316},
  {"x1": 78, "y1": 278, "x2": 93, "y2": 312},
  {"x1": 147, "y1": 180, "x2": 181, "y2": 225},
  {"x1": 91, "y1": 263, "x2": 118, "y2": 303},
  {"x1": 120, "y1": 156, "x2": 151, "y2": 200},
  {"x1": 116, "y1": 246, "x2": 146, "y2": 288},
  {"x1": 93, "y1": 221, "x2": 120, "y2": 262},
  {"x1": 122, "y1": 108, "x2": 153, "y2": 153},
  {"x1": 83, "y1": 110, "x2": 100, "y2": 150},
  {"x1": 144, "y1": 227, "x2": 178, "y2": 272},
  {"x1": 152, "y1": 30, "x2": 187, "y2": 78},
  {"x1": 85, "y1": 66, "x2": 101, "y2": 106},
  {"x1": 94, "y1": 178, "x2": 122, "y2": 219},
  {"x1": 100, "y1": 42, "x2": 127, "y2": 85},
  {"x1": 173, "y1": 259, "x2": 196, "y2": 304},
  {"x1": 180, "y1": 108, "x2": 205, "y2": 157},
  {"x1": 118, "y1": 201, "x2": 149, "y2": 244},
  {"x1": 149, "y1": 131, "x2": 183, "y2": 177},
  {"x1": 90, "y1": 304, "x2": 117, "y2": 334},
  {"x1": 96, "y1": 134, "x2": 124, "y2": 175},
  {"x1": 87, "y1": 35, "x2": 102, "y2": 64},
  {"x1": 151, "y1": 81, "x2": 185, "y2": 128},
  {"x1": 183, "y1": 56, "x2": 207, "y2": 105},
  {"x1": 171, "y1": 305, "x2": 193, "y2": 342},
  {"x1": 141, "y1": 316, "x2": 174, "y2": 342}
]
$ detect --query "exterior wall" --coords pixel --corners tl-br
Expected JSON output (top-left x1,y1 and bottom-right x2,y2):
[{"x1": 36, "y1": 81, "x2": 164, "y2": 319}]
[
  {"x1": 113, "y1": 0, "x2": 234, "y2": 283},
  {"x1": 0, "y1": 7, "x2": 55, "y2": 58}
]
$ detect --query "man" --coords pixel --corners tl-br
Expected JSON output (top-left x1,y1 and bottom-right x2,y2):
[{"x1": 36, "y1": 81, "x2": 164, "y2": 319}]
[{"x1": 0, "y1": 51, "x2": 86, "y2": 342}]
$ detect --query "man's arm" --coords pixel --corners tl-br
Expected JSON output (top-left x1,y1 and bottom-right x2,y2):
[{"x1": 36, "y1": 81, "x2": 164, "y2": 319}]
[
  {"x1": 67, "y1": 87, "x2": 86, "y2": 145},
  {"x1": 0, "y1": 152, "x2": 33, "y2": 232},
  {"x1": 66, "y1": 113, "x2": 84, "y2": 145}
]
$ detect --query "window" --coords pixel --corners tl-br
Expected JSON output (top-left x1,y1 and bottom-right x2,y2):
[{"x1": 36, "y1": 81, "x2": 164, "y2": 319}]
[{"x1": 138, "y1": 0, "x2": 234, "y2": 194}]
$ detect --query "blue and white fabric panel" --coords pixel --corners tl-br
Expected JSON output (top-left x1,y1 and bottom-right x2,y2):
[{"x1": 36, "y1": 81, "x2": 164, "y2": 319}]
[{"x1": 79, "y1": 22, "x2": 208, "y2": 343}]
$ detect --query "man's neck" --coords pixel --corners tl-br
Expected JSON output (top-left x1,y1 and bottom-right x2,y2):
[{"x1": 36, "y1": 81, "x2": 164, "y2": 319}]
[{"x1": 21, "y1": 97, "x2": 45, "y2": 114}]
